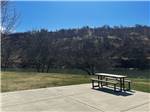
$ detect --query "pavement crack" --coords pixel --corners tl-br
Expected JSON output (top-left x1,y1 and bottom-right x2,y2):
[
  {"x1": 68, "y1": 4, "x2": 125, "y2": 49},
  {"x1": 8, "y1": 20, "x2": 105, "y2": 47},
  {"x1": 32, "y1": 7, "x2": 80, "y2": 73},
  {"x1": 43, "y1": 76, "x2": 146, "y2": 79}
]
[
  {"x1": 69, "y1": 97, "x2": 105, "y2": 112},
  {"x1": 2, "y1": 91, "x2": 89, "y2": 108},
  {"x1": 120, "y1": 101, "x2": 150, "y2": 112}
]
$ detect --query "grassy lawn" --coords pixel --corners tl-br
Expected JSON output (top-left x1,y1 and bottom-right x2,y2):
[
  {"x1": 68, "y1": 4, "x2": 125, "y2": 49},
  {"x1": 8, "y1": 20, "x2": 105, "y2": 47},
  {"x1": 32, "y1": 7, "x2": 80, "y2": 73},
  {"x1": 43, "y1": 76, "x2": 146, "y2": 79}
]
[
  {"x1": 1, "y1": 70, "x2": 150, "y2": 93},
  {"x1": 129, "y1": 78, "x2": 150, "y2": 93},
  {"x1": 1, "y1": 71, "x2": 90, "y2": 92}
]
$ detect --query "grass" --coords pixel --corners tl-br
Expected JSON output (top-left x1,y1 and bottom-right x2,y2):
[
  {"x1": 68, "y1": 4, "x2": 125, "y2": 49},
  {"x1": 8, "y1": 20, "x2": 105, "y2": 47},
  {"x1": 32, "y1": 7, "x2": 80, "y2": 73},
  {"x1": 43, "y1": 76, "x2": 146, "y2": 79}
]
[
  {"x1": 128, "y1": 78, "x2": 150, "y2": 93},
  {"x1": 1, "y1": 71, "x2": 90, "y2": 92},
  {"x1": 1, "y1": 69, "x2": 150, "y2": 93}
]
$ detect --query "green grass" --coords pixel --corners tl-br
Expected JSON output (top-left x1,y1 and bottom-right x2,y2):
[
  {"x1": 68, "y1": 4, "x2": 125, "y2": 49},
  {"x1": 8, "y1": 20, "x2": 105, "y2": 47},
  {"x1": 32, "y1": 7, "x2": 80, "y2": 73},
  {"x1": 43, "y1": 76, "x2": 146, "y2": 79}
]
[
  {"x1": 1, "y1": 69, "x2": 150, "y2": 93},
  {"x1": 128, "y1": 78, "x2": 150, "y2": 93},
  {"x1": 1, "y1": 71, "x2": 90, "y2": 92}
]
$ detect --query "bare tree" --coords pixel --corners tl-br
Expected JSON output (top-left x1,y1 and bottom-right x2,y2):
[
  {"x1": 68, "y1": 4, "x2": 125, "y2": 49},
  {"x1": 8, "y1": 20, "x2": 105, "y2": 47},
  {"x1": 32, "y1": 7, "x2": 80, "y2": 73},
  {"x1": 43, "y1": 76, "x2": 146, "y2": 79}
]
[
  {"x1": 1, "y1": 0, "x2": 19, "y2": 34},
  {"x1": 1, "y1": 0, "x2": 20, "y2": 71}
]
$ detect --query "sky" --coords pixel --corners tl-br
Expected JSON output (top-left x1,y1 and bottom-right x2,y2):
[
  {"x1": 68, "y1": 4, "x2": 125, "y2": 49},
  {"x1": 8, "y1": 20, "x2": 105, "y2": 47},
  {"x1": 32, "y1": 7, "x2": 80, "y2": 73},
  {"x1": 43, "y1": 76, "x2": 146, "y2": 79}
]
[{"x1": 12, "y1": 1, "x2": 150, "y2": 32}]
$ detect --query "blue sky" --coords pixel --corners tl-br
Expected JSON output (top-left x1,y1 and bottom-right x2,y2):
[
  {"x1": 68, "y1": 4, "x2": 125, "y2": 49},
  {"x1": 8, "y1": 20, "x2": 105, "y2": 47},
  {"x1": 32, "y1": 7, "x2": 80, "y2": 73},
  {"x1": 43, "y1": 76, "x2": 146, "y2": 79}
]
[{"x1": 13, "y1": 1, "x2": 149, "y2": 32}]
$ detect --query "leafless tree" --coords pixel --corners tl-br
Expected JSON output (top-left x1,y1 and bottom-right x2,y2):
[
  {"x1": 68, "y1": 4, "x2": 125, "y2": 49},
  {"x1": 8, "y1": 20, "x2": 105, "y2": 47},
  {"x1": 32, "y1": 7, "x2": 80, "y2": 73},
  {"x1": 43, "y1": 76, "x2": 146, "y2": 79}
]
[
  {"x1": 1, "y1": 0, "x2": 20, "y2": 71},
  {"x1": 1, "y1": 0, "x2": 19, "y2": 34}
]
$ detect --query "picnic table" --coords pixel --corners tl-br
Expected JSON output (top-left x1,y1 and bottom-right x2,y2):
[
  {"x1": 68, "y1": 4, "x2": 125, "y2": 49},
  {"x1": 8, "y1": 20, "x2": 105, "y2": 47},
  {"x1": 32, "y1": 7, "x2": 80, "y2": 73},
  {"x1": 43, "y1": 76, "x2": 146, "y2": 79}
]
[{"x1": 91, "y1": 73, "x2": 131, "y2": 92}]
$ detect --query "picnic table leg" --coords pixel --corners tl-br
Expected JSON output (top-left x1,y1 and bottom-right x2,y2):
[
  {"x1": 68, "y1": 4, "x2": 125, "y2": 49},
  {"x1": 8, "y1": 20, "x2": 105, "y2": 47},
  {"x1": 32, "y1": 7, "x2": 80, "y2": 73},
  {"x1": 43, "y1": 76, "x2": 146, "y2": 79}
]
[
  {"x1": 98, "y1": 76, "x2": 100, "y2": 87},
  {"x1": 100, "y1": 76, "x2": 103, "y2": 87},
  {"x1": 119, "y1": 78, "x2": 122, "y2": 92},
  {"x1": 92, "y1": 80, "x2": 94, "y2": 89},
  {"x1": 123, "y1": 78, "x2": 125, "y2": 91},
  {"x1": 106, "y1": 78, "x2": 108, "y2": 86}
]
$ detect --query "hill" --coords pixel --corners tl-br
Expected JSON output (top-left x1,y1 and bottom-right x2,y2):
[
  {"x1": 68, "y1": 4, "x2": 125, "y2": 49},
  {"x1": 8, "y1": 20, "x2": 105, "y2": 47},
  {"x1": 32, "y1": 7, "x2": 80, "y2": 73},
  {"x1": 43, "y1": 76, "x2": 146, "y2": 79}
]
[{"x1": 1, "y1": 25, "x2": 150, "y2": 74}]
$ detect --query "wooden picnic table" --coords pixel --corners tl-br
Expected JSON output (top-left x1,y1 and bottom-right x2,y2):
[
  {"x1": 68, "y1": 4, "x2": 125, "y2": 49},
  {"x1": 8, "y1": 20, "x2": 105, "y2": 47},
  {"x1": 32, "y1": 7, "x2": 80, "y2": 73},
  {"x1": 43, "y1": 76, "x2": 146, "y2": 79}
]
[{"x1": 95, "y1": 73, "x2": 127, "y2": 91}]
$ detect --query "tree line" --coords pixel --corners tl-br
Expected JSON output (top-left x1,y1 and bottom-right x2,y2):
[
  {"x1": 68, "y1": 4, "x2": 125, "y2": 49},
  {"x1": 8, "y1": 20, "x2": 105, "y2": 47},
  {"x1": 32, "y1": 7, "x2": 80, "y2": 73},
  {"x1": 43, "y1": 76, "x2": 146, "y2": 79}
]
[{"x1": 1, "y1": 25, "x2": 150, "y2": 75}]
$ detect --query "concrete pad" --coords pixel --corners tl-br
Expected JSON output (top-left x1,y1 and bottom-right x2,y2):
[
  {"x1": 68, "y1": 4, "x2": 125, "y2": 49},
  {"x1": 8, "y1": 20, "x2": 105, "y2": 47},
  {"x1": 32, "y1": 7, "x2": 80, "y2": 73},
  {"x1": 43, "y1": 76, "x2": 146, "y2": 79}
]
[
  {"x1": 1, "y1": 84, "x2": 150, "y2": 112},
  {"x1": 123, "y1": 102, "x2": 150, "y2": 112},
  {"x1": 2, "y1": 97, "x2": 100, "y2": 112},
  {"x1": 2, "y1": 87, "x2": 62, "y2": 107},
  {"x1": 1, "y1": 84, "x2": 90, "y2": 107},
  {"x1": 69, "y1": 88, "x2": 149, "y2": 112}
]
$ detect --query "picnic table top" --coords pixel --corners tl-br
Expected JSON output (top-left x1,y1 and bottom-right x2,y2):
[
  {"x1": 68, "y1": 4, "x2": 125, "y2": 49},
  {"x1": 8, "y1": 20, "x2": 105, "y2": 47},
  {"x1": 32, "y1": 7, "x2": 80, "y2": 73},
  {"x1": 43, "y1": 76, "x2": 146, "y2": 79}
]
[{"x1": 95, "y1": 73, "x2": 127, "y2": 78}]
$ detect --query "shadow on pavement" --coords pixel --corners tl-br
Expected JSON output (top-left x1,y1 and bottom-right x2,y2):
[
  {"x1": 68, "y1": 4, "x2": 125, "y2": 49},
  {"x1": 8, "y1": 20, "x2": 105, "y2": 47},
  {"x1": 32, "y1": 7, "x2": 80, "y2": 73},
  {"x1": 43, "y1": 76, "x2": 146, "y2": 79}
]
[{"x1": 92, "y1": 87, "x2": 135, "y2": 96}]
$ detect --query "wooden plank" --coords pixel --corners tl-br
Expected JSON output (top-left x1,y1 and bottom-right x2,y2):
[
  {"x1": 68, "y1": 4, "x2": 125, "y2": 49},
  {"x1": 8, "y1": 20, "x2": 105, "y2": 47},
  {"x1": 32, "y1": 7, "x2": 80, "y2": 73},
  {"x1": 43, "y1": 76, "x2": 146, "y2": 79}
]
[
  {"x1": 91, "y1": 78, "x2": 118, "y2": 84},
  {"x1": 95, "y1": 73, "x2": 127, "y2": 78}
]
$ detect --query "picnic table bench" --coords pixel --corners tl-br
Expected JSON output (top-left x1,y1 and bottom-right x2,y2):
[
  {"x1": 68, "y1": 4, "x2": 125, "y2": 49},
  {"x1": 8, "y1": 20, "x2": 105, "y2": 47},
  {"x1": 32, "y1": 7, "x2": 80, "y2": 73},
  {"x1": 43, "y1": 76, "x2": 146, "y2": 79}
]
[
  {"x1": 91, "y1": 78, "x2": 118, "y2": 91},
  {"x1": 91, "y1": 73, "x2": 131, "y2": 92}
]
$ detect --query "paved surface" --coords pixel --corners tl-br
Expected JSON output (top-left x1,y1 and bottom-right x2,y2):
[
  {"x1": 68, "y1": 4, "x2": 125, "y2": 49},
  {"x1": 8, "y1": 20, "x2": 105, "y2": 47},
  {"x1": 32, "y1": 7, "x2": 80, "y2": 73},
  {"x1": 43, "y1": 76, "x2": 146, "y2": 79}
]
[{"x1": 1, "y1": 84, "x2": 150, "y2": 112}]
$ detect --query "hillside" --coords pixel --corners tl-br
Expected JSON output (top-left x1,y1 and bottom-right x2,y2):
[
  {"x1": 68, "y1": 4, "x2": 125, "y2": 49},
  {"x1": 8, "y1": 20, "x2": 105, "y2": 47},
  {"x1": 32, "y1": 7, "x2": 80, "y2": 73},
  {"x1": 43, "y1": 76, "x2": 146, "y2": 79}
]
[{"x1": 1, "y1": 25, "x2": 150, "y2": 74}]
